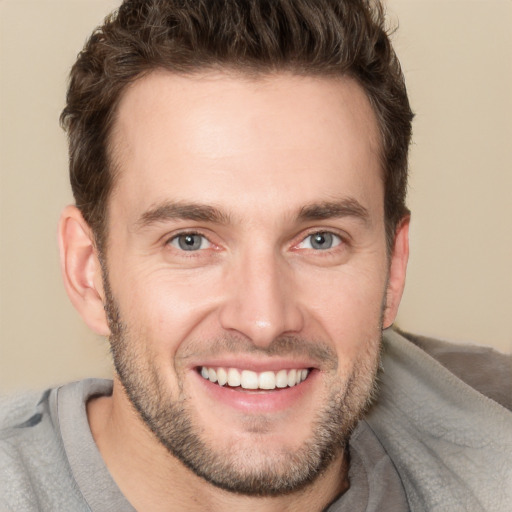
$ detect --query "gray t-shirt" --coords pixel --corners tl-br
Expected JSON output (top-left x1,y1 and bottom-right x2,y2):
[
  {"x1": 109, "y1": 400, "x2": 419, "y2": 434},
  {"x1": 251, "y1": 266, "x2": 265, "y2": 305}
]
[{"x1": 0, "y1": 379, "x2": 408, "y2": 511}]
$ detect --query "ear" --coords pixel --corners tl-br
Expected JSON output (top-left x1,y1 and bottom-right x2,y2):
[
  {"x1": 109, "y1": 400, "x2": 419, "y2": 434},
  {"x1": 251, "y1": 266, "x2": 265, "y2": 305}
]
[
  {"x1": 58, "y1": 205, "x2": 110, "y2": 336},
  {"x1": 382, "y1": 216, "x2": 410, "y2": 329}
]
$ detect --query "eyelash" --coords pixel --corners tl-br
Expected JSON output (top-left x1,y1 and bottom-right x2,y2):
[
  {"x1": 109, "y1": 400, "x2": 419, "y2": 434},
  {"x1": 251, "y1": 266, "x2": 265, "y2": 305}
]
[
  {"x1": 295, "y1": 231, "x2": 344, "y2": 252},
  {"x1": 165, "y1": 229, "x2": 347, "y2": 255},
  {"x1": 166, "y1": 231, "x2": 213, "y2": 252}
]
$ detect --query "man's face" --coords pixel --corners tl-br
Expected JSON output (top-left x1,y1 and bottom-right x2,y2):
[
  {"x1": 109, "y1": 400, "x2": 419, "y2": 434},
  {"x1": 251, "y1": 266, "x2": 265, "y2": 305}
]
[{"x1": 101, "y1": 71, "x2": 401, "y2": 494}]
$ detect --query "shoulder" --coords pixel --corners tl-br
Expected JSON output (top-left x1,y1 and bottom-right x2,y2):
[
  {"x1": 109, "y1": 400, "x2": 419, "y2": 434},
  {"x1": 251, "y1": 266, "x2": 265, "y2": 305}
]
[
  {"x1": 0, "y1": 386, "x2": 87, "y2": 511},
  {"x1": 0, "y1": 389, "x2": 47, "y2": 427},
  {"x1": 397, "y1": 330, "x2": 512, "y2": 411},
  {"x1": 373, "y1": 330, "x2": 512, "y2": 511},
  {"x1": 0, "y1": 388, "x2": 56, "y2": 451}
]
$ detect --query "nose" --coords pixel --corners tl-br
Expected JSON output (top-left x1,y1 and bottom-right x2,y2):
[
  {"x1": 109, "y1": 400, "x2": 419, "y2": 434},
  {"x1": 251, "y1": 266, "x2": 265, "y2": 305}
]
[{"x1": 218, "y1": 248, "x2": 304, "y2": 348}]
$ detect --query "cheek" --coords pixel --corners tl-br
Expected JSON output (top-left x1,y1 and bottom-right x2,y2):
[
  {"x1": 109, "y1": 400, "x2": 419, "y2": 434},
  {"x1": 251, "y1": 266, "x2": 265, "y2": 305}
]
[
  {"x1": 119, "y1": 269, "x2": 223, "y2": 348},
  {"x1": 299, "y1": 264, "x2": 387, "y2": 357}
]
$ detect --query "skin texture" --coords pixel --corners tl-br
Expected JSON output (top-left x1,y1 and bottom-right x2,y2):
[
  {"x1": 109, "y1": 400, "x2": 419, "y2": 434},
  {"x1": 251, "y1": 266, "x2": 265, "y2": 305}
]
[{"x1": 59, "y1": 71, "x2": 409, "y2": 512}]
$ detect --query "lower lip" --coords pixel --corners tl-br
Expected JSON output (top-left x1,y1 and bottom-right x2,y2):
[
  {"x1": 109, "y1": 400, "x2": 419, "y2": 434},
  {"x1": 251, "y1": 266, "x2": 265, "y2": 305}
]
[{"x1": 191, "y1": 369, "x2": 318, "y2": 414}]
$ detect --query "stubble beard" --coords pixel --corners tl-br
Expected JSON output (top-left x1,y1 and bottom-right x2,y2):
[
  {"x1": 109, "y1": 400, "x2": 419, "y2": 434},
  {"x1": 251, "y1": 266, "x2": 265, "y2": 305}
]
[{"x1": 102, "y1": 275, "x2": 382, "y2": 497}]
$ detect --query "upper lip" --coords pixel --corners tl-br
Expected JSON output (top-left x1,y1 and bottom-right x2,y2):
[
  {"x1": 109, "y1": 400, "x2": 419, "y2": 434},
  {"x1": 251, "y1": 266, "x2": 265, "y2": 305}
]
[{"x1": 189, "y1": 356, "x2": 319, "y2": 373}]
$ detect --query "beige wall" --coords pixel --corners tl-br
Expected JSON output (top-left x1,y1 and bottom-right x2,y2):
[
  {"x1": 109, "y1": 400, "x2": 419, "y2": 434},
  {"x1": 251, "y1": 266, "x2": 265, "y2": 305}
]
[
  {"x1": 389, "y1": 1, "x2": 512, "y2": 350},
  {"x1": 1, "y1": 0, "x2": 511, "y2": 393}
]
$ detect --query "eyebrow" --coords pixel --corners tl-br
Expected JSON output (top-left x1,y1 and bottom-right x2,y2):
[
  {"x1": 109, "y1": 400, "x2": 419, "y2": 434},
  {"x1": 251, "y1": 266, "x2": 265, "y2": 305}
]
[
  {"x1": 135, "y1": 201, "x2": 231, "y2": 229},
  {"x1": 298, "y1": 198, "x2": 370, "y2": 224},
  {"x1": 135, "y1": 196, "x2": 370, "y2": 230}
]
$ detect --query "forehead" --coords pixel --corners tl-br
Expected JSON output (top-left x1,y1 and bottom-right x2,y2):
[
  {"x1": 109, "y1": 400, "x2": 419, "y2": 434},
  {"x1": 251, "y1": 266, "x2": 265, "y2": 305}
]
[{"x1": 109, "y1": 70, "x2": 383, "y2": 223}]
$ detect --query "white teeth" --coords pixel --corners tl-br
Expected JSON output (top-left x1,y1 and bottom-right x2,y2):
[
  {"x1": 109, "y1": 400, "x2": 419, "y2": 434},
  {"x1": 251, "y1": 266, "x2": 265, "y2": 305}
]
[
  {"x1": 241, "y1": 370, "x2": 259, "y2": 389},
  {"x1": 258, "y1": 371, "x2": 276, "y2": 390},
  {"x1": 276, "y1": 369, "x2": 288, "y2": 388},
  {"x1": 227, "y1": 368, "x2": 241, "y2": 387},
  {"x1": 287, "y1": 369, "x2": 297, "y2": 387},
  {"x1": 217, "y1": 367, "x2": 228, "y2": 386},
  {"x1": 199, "y1": 366, "x2": 310, "y2": 390}
]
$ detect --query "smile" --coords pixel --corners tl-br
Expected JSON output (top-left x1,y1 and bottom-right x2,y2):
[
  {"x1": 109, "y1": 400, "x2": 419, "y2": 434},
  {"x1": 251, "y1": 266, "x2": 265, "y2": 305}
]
[{"x1": 199, "y1": 366, "x2": 310, "y2": 390}]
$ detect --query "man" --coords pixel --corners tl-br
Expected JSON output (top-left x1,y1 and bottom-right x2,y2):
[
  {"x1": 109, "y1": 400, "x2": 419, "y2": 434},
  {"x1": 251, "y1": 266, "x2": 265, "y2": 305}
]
[{"x1": 1, "y1": 0, "x2": 511, "y2": 511}]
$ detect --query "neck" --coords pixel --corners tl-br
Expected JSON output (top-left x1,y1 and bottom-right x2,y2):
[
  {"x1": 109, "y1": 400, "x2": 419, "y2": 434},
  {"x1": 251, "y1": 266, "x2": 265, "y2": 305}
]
[{"x1": 87, "y1": 380, "x2": 350, "y2": 512}]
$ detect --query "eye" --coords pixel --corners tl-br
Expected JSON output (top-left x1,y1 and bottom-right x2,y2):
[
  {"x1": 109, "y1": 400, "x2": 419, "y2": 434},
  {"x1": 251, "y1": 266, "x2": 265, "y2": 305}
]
[
  {"x1": 169, "y1": 233, "x2": 211, "y2": 251},
  {"x1": 298, "y1": 231, "x2": 342, "y2": 251}
]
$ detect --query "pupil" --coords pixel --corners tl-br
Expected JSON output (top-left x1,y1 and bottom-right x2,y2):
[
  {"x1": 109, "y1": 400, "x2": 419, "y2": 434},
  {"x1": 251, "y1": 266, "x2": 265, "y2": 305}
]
[
  {"x1": 178, "y1": 234, "x2": 201, "y2": 251},
  {"x1": 312, "y1": 232, "x2": 332, "y2": 250}
]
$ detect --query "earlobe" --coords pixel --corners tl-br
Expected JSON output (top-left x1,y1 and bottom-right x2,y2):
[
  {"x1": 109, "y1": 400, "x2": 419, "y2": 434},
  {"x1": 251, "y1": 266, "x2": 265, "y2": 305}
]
[
  {"x1": 58, "y1": 205, "x2": 110, "y2": 336},
  {"x1": 383, "y1": 216, "x2": 410, "y2": 329}
]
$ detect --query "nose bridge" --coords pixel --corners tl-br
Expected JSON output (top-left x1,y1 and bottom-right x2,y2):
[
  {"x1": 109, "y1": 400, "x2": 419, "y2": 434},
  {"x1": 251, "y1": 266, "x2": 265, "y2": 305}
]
[{"x1": 219, "y1": 245, "x2": 303, "y2": 346}]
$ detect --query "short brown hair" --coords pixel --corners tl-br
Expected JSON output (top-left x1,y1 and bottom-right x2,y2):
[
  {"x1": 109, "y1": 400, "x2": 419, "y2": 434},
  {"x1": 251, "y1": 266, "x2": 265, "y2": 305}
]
[{"x1": 61, "y1": 0, "x2": 413, "y2": 252}]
